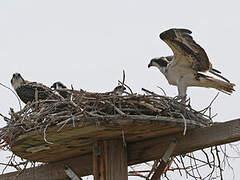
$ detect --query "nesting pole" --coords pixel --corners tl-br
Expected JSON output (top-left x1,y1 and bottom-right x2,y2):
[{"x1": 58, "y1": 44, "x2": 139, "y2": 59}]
[{"x1": 93, "y1": 139, "x2": 128, "y2": 180}]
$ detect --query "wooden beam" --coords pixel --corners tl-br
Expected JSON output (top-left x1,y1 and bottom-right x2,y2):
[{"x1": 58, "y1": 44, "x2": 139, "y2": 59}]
[
  {"x1": 2, "y1": 118, "x2": 240, "y2": 180},
  {"x1": 93, "y1": 140, "x2": 128, "y2": 180},
  {"x1": 0, "y1": 154, "x2": 92, "y2": 180}
]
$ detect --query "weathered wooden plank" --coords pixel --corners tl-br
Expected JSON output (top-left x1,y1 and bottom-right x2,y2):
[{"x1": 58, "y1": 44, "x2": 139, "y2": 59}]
[
  {"x1": 104, "y1": 140, "x2": 128, "y2": 180},
  {"x1": 2, "y1": 118, "x2": 240, "y2": 180},
  {"x1": 10, "y1": 115, "x2": 206, "y2": 163},
  {"x1": 93, "y1": 140, "x2": 128, "y2": 180},
  {"x1": 0, "y1": 154, "x2": 92, "y2": 180},
  {"x1": 93, "y1": 141, "x2": 105, "y2": 180}
]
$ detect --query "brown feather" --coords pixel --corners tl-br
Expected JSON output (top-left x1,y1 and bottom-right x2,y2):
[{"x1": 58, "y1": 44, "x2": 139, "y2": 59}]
[{"x1": 160, "y1": 28, "x2": 210, "y2": 72}]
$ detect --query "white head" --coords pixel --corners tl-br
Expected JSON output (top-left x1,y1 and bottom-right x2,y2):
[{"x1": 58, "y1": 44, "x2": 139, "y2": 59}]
[
  {"x1": 11, "y1": 73, "x2": 25, "y2": 90},
  {"x1": 148, "y1": 57, "x2": 170, "y2": 75}
]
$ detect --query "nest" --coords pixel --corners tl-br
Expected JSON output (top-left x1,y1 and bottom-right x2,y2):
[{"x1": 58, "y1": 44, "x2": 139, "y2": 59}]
[{"x1": 0, "y1": 87, "x2": 211, "y2": 150}]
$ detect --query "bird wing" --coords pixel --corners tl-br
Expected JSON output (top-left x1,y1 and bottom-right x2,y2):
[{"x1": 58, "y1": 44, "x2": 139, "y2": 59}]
[
  {"x1": 17, "y1": 81, "x2": 61, "y2": 103},
  {"x1": 160, "y1": 28, "x2": 211, "y2": 72},
  {"x1": 28, "y1": 81, "x2": 61, "y2": 99}
]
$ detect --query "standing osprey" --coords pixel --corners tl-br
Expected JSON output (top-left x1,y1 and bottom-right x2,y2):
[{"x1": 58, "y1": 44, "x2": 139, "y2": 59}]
[
  {"x1": 51, "y1": 81, "x2": 70, "y2": 98},
  {"x1": 11, "y1": 73, "x2": 61, "y2": 104},
  {"x1": 148, "y1": 28, "x2": 235, "y2": 101}
]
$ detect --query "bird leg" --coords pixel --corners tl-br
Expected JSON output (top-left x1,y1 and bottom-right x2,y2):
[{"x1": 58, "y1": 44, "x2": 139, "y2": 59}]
[{"x1": 177, "y1": 77, "x2": 187, "y2": 104}]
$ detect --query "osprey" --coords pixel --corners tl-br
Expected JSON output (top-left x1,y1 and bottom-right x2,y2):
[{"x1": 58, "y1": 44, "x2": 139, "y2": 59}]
[
  {"x1": 148, "y1": 28, "x2": 235, "y2": 101},
  {"x1": 11, "y1": 73, "x2": 61, "y2": 104},
  {"x1": 51, "y1": 81, "x2": 70, "y2": 98},
  {"x1": 113, "y1": 85, "x2": 126, "y2": 95}
]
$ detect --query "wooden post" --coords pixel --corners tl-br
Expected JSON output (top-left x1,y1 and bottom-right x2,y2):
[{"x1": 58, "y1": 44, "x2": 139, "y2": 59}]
[{"x1": 93, "y1": 139, "x2": 128, "y2": 180}]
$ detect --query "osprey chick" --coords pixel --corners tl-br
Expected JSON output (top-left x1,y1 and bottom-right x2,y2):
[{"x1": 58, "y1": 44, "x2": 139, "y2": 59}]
[
  {"x1": 113, "y1": 85, "x2": 126, "y2": 95},
  {"x1": 11, "y1": 73, "x2": 61, "y2": 104},
  {"x1": 148, "y1": 28, "x2": 235, "y2": 101},
  {"x1": 51, "y1": 81, "x2": 70, "y2": 98}
]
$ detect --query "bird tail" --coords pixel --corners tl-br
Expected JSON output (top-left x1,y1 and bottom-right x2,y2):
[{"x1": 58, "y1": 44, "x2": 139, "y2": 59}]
[
  {"x1": 209, "y1": 69, "x2": 230, "y2": 83},
  {"x1": 202, "y1": 76, "x2": 235, "y2": 95}
]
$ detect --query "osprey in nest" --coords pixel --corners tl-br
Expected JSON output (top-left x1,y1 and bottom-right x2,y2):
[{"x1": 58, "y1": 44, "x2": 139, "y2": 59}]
[
  {"x1": 148, "y1": 28, "x2": 235, "y2": 101},
  {"x1": 11, "y1": 73, "x2": 61, "y2": 104},
  {"x1": 51, "y1": 82, "x2": 127, "y2": 98},
  {"x1": 51, "y1": 81, "x2": 71, "y2": 98}
]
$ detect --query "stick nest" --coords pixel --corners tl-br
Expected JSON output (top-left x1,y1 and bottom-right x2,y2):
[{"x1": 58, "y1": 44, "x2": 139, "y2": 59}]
[{"x1": 0, "y1": 88, "x2": 211, "y2": 149}]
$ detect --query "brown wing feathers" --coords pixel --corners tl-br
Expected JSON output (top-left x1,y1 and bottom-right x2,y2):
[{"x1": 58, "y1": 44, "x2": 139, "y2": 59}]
[
  {"x1": 160, "y1": 28, "x2": 232, "y2": 83},
  {"x1": 160, "y1": 28, "x2": 211, "y2": 72}
]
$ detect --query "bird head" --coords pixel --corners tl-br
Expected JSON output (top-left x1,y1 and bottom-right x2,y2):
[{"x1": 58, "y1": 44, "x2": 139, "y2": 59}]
[
  {"x1": 148, "y1": 57, "x2": 169, "y2": 74},
  {"x1": 148, "y1": 57, "x2": 169, "y2": 68},
  {"x1": 11, "y1": 73, "x2": 25, "y2": 90},
  {"x1": 113, "y1": 85, "x2": 126, "y2": 95},
  {"x1": 51, "y1": 81, "x2": 67, "y2": 90}
]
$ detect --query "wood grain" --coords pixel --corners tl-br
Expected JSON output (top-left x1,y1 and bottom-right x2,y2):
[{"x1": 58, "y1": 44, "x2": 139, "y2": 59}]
[{"x1": 2, "y1": 118, "x2": 240, "y2": 180}]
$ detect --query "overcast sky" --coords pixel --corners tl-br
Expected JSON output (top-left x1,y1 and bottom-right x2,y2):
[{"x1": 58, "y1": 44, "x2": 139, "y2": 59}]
[{"x1": 0, "y1": 1, "x2": 239, "y2": 179}]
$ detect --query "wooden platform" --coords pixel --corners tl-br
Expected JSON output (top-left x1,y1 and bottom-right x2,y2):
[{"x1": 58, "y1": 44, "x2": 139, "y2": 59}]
[{"x1": 10, "y1": 115, "x2": 209, "y2": 163}]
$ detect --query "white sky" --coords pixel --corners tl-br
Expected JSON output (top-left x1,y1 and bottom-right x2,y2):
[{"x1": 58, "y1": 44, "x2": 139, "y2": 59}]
[{"x1": 0, "y1": 1, "x2": 239, "y2": 179}]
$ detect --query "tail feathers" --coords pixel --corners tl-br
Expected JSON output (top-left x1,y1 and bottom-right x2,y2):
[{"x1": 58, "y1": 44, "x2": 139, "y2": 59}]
[
  {"x1": 205, "y1": 77, "x2": 235, "y2": 95},
  {"x1": 211, "y1": 68, "x2": 221, "y2": 74},
  {"x1": 209, "y1": 69, "x2": 230, "y2": 83}
]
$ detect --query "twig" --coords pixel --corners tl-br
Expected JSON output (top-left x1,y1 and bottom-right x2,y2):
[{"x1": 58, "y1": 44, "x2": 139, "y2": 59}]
[
  {"x1": 43, "y1": 124, "x2": 53, "y2": 144},
  {"x1": 199, "y1": 92, "x2": 219, "y2": 114},
  {"x1": 157, "y1": 86, "x2": 167, "y2": 96},
  {"x1": 0, "y1": 82, "x2": 22, "y2": 110},
  {"x1": 118, "y1": 80, "x2": 133, "y2": 94}
]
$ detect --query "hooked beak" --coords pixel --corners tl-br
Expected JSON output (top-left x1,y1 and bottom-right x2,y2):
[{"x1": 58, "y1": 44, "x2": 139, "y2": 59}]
[{"x1": 148, "y1": 63, "x2": 152, "y2": 68}]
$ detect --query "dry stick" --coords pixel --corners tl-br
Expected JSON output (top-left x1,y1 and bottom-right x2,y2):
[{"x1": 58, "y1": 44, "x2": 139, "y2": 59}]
[
  {"x1": 117, "y1": 69, "x2": 134, "y2": 94},
  {"x1": 122, "y1": 70, "x2": 126, "y2": 87},
  {"x1": 0, "y1": 82, "x2": 22, "y2": 110},
  {"x1": 172, "y1": 158, "x2": 183, "y2": 176},
  {"x1": 151, "y1": 140, "x2": 177, "y2": 180},
  {"x1": 43, "y1": 124, "x2": 53, "y2": 144},
  {"x1": 157, "y1": 86, "x2": 167, "y2": 96},
  {"x1": 142, "y1": 88, "x2": 162, "y2": 97},
  {"x1": 215, "y1": 146, "x2": 224, "y2": 180},
  {"x1": 208, "y1": 146, "x2": 216, "y2": 179},
  {"x1": 146, "y1": 160, "x2": 160, "y2": 179},
  {"x1": 106, "y1": 101, "x2": 125, "y2": 115},
  {"x1": 118, "y1": 80, "x2": 133, "y2": 94},
  {"x1": 192, "y1": 153, "x2": 202, "y2": 179},
  {"x1": 13, "y1": 161, "x2": 29, "y2": 180},
  {"x1": 57, "y1": 118, "x2": 72, "y2": 132},
  {"x1": 199, "y1": 92, "x2": 219, "y2": 114},
  {"x1": 186, "y1": 154, "x2": 214, "y2": 168},
  {"x1": 186, "y1": 153, "x2": 218, "y2": 180},
  {"x1": 0, "y1": 113, "x2": 11, "y2": 122},
  {"x1": 129, "y1": 166, "x2": 147, "y2": 179},
  {"x1": 179, "y1": 155, "x2": 203, "y2": 179},
  {"x1": 220, "y1": 145, "x2": 235, "y2": 179},
  {"x1": 201, "y1": 149, "x2": 212, "y2": 168},
  {"x1": 188, "y1": 153, "x2": 195, "y2": 179},
  {"x1": 1, "y1": 153, "x2": 14, "y2": 175}
]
